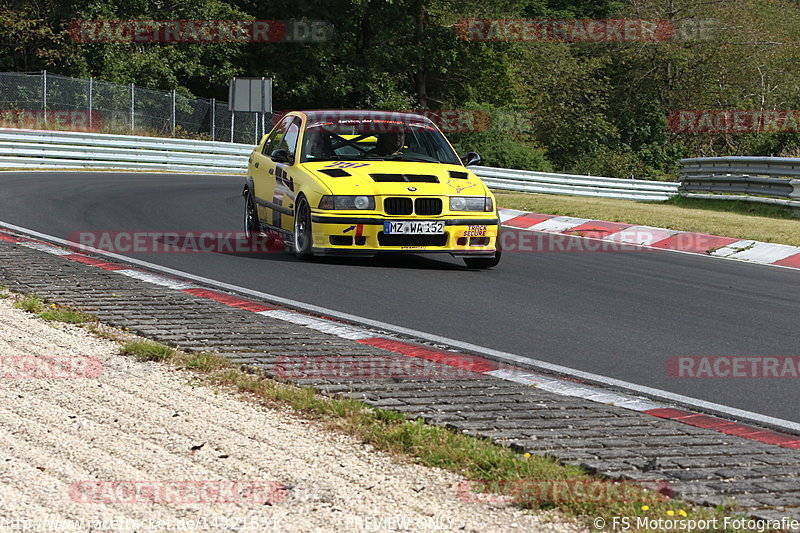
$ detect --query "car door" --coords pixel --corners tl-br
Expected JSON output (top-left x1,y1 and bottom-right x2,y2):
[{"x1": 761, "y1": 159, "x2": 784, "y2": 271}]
[
  {"x1": 251, "y1": 116, "x2": 295, "y2": 230},
  {"x1": 267, "y1": 116, "x2": 302, "y2": 232}
]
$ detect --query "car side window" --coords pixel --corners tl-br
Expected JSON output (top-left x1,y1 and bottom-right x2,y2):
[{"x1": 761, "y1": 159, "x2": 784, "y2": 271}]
[
  {"x1": 275, "y1": 118, "x2": 301, "y2": 158},
  {"x1": 262, "y1": 116, "x2": 293, "y2": 155}
]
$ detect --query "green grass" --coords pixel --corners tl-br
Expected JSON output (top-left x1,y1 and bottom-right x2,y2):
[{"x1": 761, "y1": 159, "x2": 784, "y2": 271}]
[
  {"x1": 665, "y1": 196, "x2": 799, "y2": 220},
  {"x1": 13, "y1": 295, "x2": 45, "y2": 313},
  {"x1": 0, "y1": 284, "x2": 758, "y2": 530},
  {"x1": 38, "y1": 308, "x2": 93, "y2": 324},
  {"x1": 0, "y1": 274, "x2": 771, "y2": 529},
  {"x1": 496, "y1": 192, "x2": 800, "y2": 247},
  {"x1": 120, "y1": 339, "x2": 176, "y2": 362},
  {"x1": 11, "y1": 294, "x2": 95, "y2": 324},
  {"x1": 109, "y1": 338, "x2": 754, "y2": 531},
  {"x1": 85, "y1": 323, "x2": 125, "y2": 342},
  {"x1": 178, "y1": 351, "x2": 231, "y2": 373}
]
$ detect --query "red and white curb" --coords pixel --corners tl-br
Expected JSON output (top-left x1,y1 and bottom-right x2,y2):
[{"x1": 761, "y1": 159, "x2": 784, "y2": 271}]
[
  {"x1": 2, "y1": 225, "x2": 800, "y2": 451},
  {"x1": 498, "y1": 208, "x2": 800, "y2": 269}
]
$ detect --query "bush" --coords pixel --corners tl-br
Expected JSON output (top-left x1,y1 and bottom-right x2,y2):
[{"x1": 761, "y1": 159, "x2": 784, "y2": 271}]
[
  {"x1": 566, "y1": 146, "x2": 651, "y2": 179},
  {"x1": 445, "y1": 104, "x2": 553, "y2": 171},
  {"x1": 451, "y1": 132, "x2": 553, "y2": 171}
]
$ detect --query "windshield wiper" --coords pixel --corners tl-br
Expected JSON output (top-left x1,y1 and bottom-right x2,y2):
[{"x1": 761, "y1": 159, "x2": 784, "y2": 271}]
[
  {"x1": 307, "y1": 155, "x2": 368, "y2": 162},
  {"x1": 312, "y1": 153, "x2": 441, "y2": 163},
  {"x1": 388, "y1": 154, "x2": 439, "y2": 163}
]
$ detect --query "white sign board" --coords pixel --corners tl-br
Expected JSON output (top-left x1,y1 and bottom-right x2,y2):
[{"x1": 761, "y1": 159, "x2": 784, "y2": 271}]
[{"x1": 228, "y1": 77, "x2": 272, "y2": 113}]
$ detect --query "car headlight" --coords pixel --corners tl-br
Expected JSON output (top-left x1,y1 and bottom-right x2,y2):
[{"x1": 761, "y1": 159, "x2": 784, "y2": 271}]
[
  {"x1": 318, "y1": 195, "x2": 375, "y2": 210},
  {"x1": 450, "y1": 196, "x2": 493, "y2": 212}
]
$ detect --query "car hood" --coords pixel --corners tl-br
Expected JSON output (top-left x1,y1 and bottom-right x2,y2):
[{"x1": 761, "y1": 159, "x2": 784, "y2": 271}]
[{"x1": 300, "y1": 160, "x2": 490, "y2": 197}]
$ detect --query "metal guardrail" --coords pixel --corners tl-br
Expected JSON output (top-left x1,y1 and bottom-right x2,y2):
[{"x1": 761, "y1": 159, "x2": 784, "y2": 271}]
[
  {"x1": 0, "y1": 128, "x2": 251, "y2": 173},
  {"x1": 680, "y1": 156, "x2": 800, "y2": 208},
  {"x1": 0, "y1": 128, "x2": 682, "y2": 201},
  {"x1": 471, "y1": 166, "x2": 678, "y2": 201}
]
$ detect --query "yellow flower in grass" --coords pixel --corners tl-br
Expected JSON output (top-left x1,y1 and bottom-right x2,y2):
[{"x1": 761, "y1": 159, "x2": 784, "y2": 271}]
[
  {"x1": 678, "y1": 510, "x2": 687, "y2": 517},
  {"x1": 523, "y1": 453, "x2": 531, "y2": 458},
  {"x1": 641, "y1": 505, "x2": 650, "y2": 511},
  {"x1": 666, "y1": 510, "x2": 675, "y2": 516}
]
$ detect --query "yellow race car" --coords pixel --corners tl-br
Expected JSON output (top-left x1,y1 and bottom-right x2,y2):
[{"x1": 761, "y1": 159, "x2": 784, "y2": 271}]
[{"x1": 243, "y1": 110, "x2": 501, "y2": 268}]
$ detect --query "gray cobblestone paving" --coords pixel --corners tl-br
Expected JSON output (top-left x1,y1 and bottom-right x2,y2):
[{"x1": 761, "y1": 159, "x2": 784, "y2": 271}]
[{"x1": 1, "y1": 241, "x2": 799, "y2": 521}]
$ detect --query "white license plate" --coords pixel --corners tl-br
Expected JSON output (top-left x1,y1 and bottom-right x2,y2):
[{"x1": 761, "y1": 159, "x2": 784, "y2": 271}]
[{"x1": 383, "y1": 221, "x2": 445, "y2": 234}]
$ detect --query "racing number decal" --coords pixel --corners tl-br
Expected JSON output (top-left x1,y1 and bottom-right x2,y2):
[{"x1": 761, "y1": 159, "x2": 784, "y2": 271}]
[{"x1": 323, "y1": 162, "x2": 370, "y2": 169}]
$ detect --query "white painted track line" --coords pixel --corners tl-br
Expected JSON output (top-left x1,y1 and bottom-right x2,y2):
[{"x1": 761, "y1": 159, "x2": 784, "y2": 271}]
[{"x1": 2, "y1": 218, "x2": 799, "y2": 434}]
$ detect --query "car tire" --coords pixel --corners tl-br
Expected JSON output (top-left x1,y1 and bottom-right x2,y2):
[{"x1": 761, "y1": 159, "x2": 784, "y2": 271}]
[
  {"x1": 243, "y1": 190, "x2": 259, "y2": 240},
  {"x1": 463, "y1": 229, "x2": 502, "y2": 269},
  {"x1": 293, "y1": 196, "x2": 314, "y2": 259},
  {"x1": 463, "y1": 251, "x2": 501, "y2": 269}
]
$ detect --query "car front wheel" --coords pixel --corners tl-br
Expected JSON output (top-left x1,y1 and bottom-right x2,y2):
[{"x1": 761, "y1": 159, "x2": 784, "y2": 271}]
[
  {"x1": 243, "y1": 190, "x2": 259, "y2": 240},
  {"x1": 463, "y1": 232, "x2": 502, "y2": 269},
  {"x1": 293, "y1": 197, "x2": 314, "y2": 259}
]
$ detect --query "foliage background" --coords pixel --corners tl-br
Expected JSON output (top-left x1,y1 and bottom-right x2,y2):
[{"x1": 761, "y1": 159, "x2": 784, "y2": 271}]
[{"x1": 1, "y1": 0, "x2": 799, "y2": 177}]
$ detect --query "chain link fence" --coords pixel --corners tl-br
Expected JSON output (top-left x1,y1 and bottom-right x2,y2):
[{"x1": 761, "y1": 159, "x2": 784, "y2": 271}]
[{"x1": 0, "y1": 71, "x2": 270, "y2": 144}]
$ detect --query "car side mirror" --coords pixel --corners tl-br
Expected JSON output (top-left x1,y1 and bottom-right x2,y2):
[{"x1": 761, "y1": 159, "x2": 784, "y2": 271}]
[
  {"x1": 270, "y1": 149, "x2": 293, "y2": 164},
  {"x1": 461, "y1": 152, "x2": 481, "y2": 166}
]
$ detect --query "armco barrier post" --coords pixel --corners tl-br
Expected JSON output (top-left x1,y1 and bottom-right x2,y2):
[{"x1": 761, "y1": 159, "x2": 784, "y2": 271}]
[
  {"x1": 791, "y1": 180, "x2": 800, "y2": 200},
  {"x1": 42, "y1": 70, "x2": 47, "y2": 124},
  {"x1": 129, "y1": 83, "x2": 135, "y2": 132},
  {"x1": 88, "y1": 78, "x2": 93, "y2": 131},
  {"x1": 210, "y1": 98, "x2": 215, "y2": 141}
]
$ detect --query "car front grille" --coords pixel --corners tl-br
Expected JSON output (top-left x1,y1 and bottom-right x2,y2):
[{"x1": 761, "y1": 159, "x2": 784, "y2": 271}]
[
  {"x1": 377, "y1": 233, "x2": 448, "y2": 247},
  {"x1": 384, "y1": 197, "x2": 443, "y2": 216},
  {"x1": 384, "y1": 197, "x2": 413, "y2": 215},
  {"x1": 414, "y1": 198, "x2": 442, "y2": 215}
]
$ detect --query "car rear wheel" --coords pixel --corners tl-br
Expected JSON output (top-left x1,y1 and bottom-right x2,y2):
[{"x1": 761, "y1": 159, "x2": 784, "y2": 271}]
[
  {"x1": 294, "y1": 197, "x2": 314, "y2": 259},
  {"x1": 243, "y1": 190, "x2": 259, "y2": 239}
]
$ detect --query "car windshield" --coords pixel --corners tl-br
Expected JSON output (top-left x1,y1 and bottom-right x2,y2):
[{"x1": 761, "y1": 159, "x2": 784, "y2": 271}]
[{"x1": 300, "y1": 115, "x2": 461, "y2": 165}]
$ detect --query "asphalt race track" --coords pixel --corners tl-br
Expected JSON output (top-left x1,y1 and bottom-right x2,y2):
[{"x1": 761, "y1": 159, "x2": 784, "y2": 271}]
[{"x1": 2, "y1": 171, "x2": 799, "y2": 423}]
